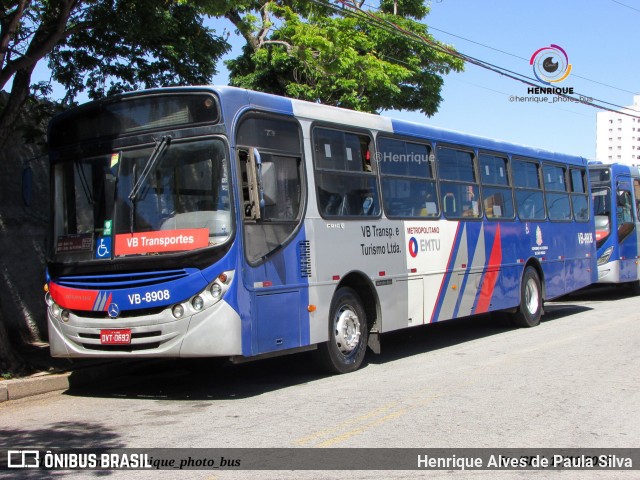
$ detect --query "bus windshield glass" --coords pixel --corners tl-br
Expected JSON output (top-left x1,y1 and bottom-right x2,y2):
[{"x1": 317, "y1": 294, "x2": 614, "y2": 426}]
[{"x1": 51, "y1": 138, "x2": 231, "y2": 262}]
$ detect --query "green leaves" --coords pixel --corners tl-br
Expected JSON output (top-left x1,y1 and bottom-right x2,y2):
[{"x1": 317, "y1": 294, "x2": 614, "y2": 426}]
[
  {"x1": 0, "y1": 0, "x2": 463, "y2": 133},
  {"x1": 48, "y1": 0, "x2": 230, "y2": 101},
  {"x1": 225, "y1": 0, "x2": 464, "y2": 116}
]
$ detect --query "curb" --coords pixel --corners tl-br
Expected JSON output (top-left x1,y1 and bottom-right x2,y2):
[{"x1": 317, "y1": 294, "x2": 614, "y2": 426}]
[
  {"x1": 1, "y1": 372, "x2": 71, "y2": 402},
  {"x1": 0, "y1": 360, "x2": 162, "y2": 403}
]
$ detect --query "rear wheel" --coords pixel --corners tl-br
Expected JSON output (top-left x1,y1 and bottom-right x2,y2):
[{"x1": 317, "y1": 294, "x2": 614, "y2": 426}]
[
  {"x1": 314, "y1": 287, "x2": 368, "y2": 374},
  {"x1": 510, "y1": 266, "x2": 542, "y2": 328}
]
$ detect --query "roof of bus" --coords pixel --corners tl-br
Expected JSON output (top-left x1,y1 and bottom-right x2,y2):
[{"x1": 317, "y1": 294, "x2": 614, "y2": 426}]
[
  {"x1": 588, "y1": 162, "x2": 640, "y2": 175},
  {"x1": 211, "y1": 86, "x2": 588, "y2": 167},
  {"x1": 53, "y1": 84, "x2": 589, "y2": 167}
]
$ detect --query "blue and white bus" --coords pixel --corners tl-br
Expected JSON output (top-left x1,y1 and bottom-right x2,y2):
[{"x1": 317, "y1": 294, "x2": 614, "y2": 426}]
[
  {"x1": 45, "y1": 86, "x2": 597, "y2": 373},
  {"x1": 590, "y1": 162, "x2": 640, "y2": 287}
]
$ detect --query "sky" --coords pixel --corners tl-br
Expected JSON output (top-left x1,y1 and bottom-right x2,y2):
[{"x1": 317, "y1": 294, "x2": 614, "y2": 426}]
[
  {"x1": 35, "y1": 0, "x2": 640, "y2": 160},
  {"x1": 380, "y1": 0, "x2": 640, "y2": 160}
]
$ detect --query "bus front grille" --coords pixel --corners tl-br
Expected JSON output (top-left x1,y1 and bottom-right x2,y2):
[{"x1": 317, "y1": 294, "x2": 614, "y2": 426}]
[
  {"x1": 81, "y1": 343, "x2": 162, "y2": 352},
  {"x1": 56, "y1": 269, "x2": 192, "y2": 290}
]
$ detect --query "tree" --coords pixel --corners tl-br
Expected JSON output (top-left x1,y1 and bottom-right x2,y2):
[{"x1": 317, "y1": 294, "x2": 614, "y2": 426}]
[
  {"x1": 219, "y1": 0, "x2": 464, "y2": 114},
  {"x1": 0, "y1": 0, "x2": 229, "y2": 375},
  {"x1": 0, "y1": 0, "x2": 229, "y2": 148},
  {"x1": 0, "y1": 0, "x2": 463, "y2": 375}
]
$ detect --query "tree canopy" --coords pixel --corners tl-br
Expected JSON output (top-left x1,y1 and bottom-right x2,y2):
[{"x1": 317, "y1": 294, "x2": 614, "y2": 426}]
[
  {"x1": 0, "y1": 0, "x2": 229, "y2": 147},
  {"x1": 222, "y1": 0, "x2": 464, "y2": 114},
  {"x1": 0, "y1": 1, "x2": 462, "y2": 147},
  {"x1": 0, "y1": 0, "x2": 463, "y2": 374}
]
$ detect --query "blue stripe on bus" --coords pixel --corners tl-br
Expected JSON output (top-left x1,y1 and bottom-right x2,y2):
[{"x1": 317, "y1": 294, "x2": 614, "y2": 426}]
[
  {"x1": 216, "y1": 87, "x2": 295, "y2": 127},
  {"x1": 390, "y1": 118, "x2": 588, "y2": 166}
]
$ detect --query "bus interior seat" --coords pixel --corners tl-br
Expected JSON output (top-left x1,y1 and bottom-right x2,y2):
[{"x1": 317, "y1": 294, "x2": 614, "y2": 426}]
[
  {"x1": 323, "y1": 193, "x2": 350, "y2": 216},
  {"x1": 443, "y1": 192, "x2": 457, "y2": 215},
  {"x1": 484, "y1": 193, "x2": 504, "y2": 218}
]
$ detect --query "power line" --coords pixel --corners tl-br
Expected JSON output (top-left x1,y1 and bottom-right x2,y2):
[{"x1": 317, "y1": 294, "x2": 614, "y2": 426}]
[
  {"x1": 610, "y1": 0, "x2": 640, "y2": 13},
  {"x1": 427, "y1": 26, "x2": 639, "y2": 96},
  {"x1": 311, "y1": 0, "x2": 640, "y2": 119},
  {"x1": 362, "y1": 0, "x2": 639, "y2": 96}
]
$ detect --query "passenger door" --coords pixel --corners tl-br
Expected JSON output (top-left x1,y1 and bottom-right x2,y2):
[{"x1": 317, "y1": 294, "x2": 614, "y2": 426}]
[
  {"x1": 235, "y1": 113, "x2": 309, "y2": 355},
  {"x1": 615, "y1": 177, "x2": 637, "y2": 281}
]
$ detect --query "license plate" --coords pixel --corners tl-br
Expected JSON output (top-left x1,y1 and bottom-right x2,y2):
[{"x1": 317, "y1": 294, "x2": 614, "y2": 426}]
[{"x1": 100, "y1": 329, "x2": 132, "y2": 345}]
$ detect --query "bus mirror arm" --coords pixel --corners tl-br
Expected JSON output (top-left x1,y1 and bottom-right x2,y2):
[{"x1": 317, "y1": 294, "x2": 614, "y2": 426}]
[
  {"x1": 254, "y1": 148, "x2": 266, "y2": 216},
  {"x1": 244, "y1": 147, "x2": 264, "y2": 221}
]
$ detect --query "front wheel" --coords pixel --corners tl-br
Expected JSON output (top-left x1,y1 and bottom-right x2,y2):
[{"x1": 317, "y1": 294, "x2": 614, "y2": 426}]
[
  {"x1": 510, "y1": 266, "x2": 543, "y2": 328},
  {"x1": 314, "y1": 287, "x2": 368, "y2": 374}
]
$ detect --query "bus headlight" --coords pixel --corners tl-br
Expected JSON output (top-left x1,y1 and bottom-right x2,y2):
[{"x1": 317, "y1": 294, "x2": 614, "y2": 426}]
[
  {"x1": 598, "y1": 246, "x2": 614, "y2": 266},
  {"x1": 168, "y1": 270, "x2": 234, "y2": 320},
  {"x1": 51, "y1": 302, "x2": 61, "y2": 318},
  {"x1": 210, "y1": 283, "x2": 222, "y2": 299},
  {"x1": 172, "y1": 304, "x2": 185, "y2": 319},
  {"x1": 192, "y1": 295, "x2": 204, "y2": 311}
]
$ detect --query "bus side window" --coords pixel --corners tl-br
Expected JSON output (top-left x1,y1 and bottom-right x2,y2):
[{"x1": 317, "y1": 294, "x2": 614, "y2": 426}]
[
  {"x1": 437, "y1": 146, "x2": 480, "y2": 219},
  {"x1": 236, "y1": 113, "x2": 304, "y2": 264},
  {"x1": 543, "y1": 164, "x2": 571, "y2": 221},
  {"x1": 513, "y1": 159, "x2": 545, "y2": 221},
  {"x1": 479, "y1": 153, "x2": 514, "y2": 220},
  {"x1": 570, "y1": 168, "x2": 589, "y2": 222},
  {"x1": 378, "y1": 136, "x2": 437, "y2": 219},
  {"x1": 314, "y1": 127, "x2": 379, "y2": 218}
]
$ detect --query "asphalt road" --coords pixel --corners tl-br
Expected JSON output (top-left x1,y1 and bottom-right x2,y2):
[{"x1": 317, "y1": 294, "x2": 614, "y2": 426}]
[{"x1": 1, "y1": 285, "x2": 638, "y2": 479}]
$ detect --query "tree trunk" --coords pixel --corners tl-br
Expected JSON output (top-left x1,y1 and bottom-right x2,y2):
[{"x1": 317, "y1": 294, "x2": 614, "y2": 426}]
[
  {"x1": 0, "y1": 66, "x2": 33, "y2": 149},
  {"x1": 0, "y1": 299, "x2": 25, "y2": 376}
]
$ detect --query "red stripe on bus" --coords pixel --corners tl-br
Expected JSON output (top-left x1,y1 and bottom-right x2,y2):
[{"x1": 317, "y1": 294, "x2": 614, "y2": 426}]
[
  {"x1": 476, "y1": 224, "x2": 502, "y2": 314},
  {"x1": 49, "y1": 282, "x2": 99, "y2": 311}
]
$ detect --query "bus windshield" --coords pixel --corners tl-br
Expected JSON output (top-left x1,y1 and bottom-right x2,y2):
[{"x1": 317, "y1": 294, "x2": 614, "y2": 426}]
[
  {"x1": 51, "y1": 138, "x2": 231, "y2": 262},
  {"x1": 592, "y1": 186, "x2": 611, "y2": 247}
]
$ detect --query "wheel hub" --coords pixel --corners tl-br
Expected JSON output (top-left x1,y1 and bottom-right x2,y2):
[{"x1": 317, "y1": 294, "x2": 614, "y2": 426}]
[
  {"x1": 525, "y1": 278, "x2": 539, "y2": 314},
  {"x1": 334, "y1": 306, "x2": 361, "y2": 354}
]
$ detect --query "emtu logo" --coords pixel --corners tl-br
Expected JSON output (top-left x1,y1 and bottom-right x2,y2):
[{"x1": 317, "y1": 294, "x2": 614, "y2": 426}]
[
  {"x1": 530, "y1": 44, "x2": 572, "y2": 84},
  {"x1": 408, "y1": 237, "x2": 419, "y2": 258}
]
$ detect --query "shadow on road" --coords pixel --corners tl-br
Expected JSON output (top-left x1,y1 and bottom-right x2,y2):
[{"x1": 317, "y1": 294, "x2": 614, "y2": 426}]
[
  {"x1": 558, "y1": 283, "x2": 638, "y2": 302},
  {"x1": 0, "y1": 421, "x2": 124, "y2": 477},
  {"x1": 64, "y1": 297, "x2": 598, "y2": 403}
]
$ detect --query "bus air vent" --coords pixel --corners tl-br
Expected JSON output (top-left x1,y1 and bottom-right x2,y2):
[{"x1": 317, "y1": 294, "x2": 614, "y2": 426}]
[
  {"x1": 56, "y1": 269, "x2": 192, "y2": 289},
  {"x1": 299, "y1": 241, "x2": 312, "y2": 278}
]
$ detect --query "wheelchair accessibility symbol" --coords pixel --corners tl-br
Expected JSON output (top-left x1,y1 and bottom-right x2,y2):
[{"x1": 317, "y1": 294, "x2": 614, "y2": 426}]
[{"x1": 96, "y1": 237, "x2": 111, "y2": 259}]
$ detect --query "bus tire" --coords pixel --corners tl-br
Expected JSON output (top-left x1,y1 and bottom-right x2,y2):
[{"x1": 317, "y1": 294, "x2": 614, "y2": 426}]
[
  {"x1": 511, "y1": 266, "x2": 542, "y2": 328},
  {"x1": 315, "y1": 287, "x2": 368, "y2": 374}
]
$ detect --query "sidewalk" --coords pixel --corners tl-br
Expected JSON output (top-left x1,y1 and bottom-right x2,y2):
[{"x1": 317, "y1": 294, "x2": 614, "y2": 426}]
[{"x1": 0, "y1": 343, "x2": 149, "y2": 403}]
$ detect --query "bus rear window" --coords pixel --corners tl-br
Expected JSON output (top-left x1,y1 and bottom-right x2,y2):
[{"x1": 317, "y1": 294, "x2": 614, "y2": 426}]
[{"x1": 50, "y1": 94, "x2": 219, "y2": 147}]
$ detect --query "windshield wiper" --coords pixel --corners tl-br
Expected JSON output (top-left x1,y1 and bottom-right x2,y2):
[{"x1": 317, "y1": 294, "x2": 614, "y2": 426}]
[{"x1": 128, "y1": 135, "x2": 171, "y2": 202}]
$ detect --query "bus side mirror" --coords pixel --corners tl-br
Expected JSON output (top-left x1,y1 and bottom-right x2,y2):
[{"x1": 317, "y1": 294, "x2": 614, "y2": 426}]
[{"x1": 242, "y1": 147, "x2": 264, "y2": 221}]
